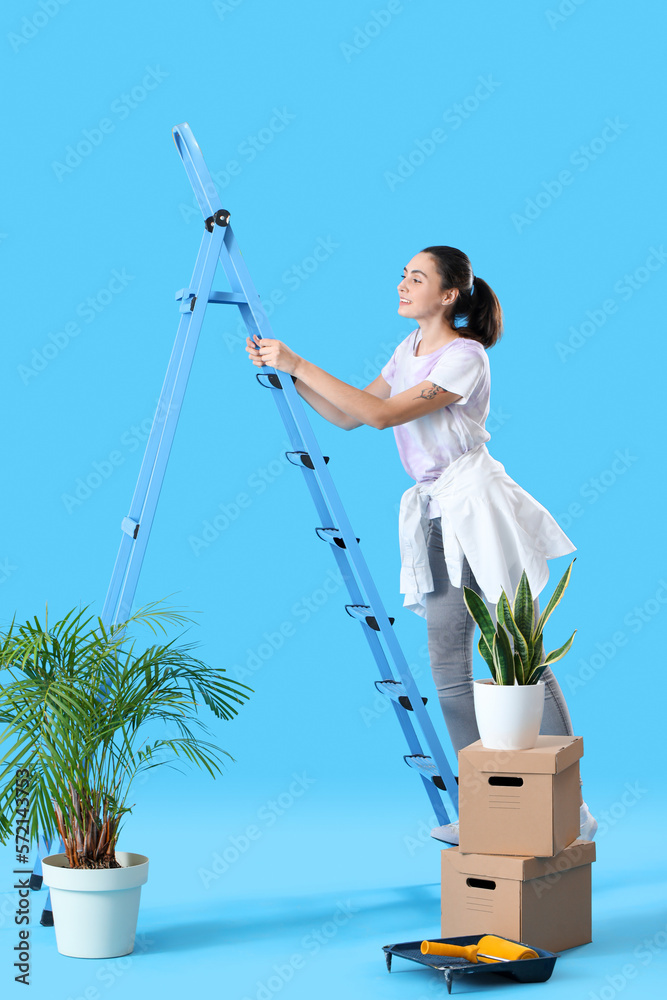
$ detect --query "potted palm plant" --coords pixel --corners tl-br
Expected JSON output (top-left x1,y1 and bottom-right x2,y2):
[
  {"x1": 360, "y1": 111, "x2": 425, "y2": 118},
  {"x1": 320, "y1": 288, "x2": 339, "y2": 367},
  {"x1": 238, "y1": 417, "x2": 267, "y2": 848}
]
[
  {"x1": 0, "y1": 601, "x2": 251, "y2": 959},
  {"x1": 463, "y1": 560, "x2": 576, "y2": 750}
]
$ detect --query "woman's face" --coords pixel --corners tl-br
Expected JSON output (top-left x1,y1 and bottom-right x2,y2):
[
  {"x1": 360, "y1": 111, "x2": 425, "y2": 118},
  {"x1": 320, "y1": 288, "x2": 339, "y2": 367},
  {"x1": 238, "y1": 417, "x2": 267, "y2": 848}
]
[{"x1": 397, "y1": 252, "x2": 456, "y2": 321}]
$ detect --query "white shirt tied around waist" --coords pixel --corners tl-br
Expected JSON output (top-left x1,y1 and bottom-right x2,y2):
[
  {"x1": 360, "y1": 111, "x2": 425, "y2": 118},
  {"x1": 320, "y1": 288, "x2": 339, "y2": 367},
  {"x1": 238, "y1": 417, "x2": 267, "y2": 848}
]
[{"x1": 398, "y1": 443, "x2": 576, "y2": 618}]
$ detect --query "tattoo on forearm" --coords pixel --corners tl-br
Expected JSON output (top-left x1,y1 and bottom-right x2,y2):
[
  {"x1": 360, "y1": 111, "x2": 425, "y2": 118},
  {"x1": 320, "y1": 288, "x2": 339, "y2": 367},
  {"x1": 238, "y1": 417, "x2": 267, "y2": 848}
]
[{"x1": 415, "y1": 382, "x2": 448, "y2": 400}]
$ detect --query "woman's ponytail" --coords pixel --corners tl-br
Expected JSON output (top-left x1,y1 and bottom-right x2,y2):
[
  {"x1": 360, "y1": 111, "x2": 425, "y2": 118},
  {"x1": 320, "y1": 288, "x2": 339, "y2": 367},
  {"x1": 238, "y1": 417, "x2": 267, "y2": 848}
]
[{"x1": 421, "y1": 246, "x2": 504, "y2": 349}]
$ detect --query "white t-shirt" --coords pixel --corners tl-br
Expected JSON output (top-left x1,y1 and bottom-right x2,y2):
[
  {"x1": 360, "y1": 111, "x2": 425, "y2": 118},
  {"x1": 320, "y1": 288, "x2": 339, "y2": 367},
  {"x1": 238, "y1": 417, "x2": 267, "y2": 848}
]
[{"x1": 380, "y1": 328, "x2": 491, "y2": 517}]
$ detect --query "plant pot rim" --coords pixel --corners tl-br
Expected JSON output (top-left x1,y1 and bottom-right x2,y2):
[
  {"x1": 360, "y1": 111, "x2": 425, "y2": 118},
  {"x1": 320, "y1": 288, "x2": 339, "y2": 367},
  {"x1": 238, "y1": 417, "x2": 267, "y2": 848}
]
[
  {"x1": 42, "y1": 851, "x2": 149, "y2": 892},
  {"x1": 474, "y1": 678, "x2": 546, "y2": 687}
]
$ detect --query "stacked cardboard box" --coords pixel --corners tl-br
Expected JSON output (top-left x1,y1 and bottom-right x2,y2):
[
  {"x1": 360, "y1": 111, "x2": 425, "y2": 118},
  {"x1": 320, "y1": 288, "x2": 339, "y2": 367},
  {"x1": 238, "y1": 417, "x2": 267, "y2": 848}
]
[{"x1": 441, "y1": 735, "x2": 596, "y2": 953}]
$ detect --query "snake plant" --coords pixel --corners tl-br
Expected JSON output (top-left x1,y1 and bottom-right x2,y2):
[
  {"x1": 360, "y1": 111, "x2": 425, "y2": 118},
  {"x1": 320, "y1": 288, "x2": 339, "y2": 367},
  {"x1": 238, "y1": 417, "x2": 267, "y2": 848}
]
[
  {"x1": 463, "y1": 560, "x2": 577, "y2": 685},
  {"x1": 0, "y1": 600, "x2": 251, "y2": 868}
]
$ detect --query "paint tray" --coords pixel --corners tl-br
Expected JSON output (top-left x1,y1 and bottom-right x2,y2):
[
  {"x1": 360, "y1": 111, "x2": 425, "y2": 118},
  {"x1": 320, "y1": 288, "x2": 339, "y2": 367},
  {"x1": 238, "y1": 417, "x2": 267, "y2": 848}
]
[{"x1": 383, "y1": 934, "x2": 558, "y2": 994}]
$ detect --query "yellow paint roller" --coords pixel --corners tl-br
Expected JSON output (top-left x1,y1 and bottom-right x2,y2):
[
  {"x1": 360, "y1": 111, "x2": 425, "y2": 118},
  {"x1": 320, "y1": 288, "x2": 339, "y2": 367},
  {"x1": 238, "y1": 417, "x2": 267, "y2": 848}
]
[{"x1": 421, "y1": 935, "x2": 539, "y2": 964}]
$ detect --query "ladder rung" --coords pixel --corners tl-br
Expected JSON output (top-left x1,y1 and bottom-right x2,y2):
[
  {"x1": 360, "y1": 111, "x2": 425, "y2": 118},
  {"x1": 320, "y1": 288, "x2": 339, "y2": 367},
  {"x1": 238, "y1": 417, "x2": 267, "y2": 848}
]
[
  {"x1": 208, "y1": 291, "x2": 248, "y2": 305},
  {"x1": 315, "y1": 527, "x2": 360, "y2": 549},
  {"x1": 375, "y1": 679, "x2": 427, "y2": 711},
  {"x1": 345, "y1": 604, "x2": 395, "y2": 631},
  {"x1": 175, "y1": 289, "x2": 247, "y2": 309},
  {"x1": 256, "y1": 373, "x2": 298, "y2": 390},
  {"x1": 404, "y1": 754, "x2": 447, "y2": 791},
  {"x1": 285, "y1": 451, "x2": 330, "y2": 470}
]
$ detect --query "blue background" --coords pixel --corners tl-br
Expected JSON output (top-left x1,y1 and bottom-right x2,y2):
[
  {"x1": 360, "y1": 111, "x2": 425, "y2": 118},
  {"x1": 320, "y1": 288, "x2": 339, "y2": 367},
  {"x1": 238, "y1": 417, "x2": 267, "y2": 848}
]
[{"x1": 1, "y1": 1, "x2": 665, "y2": 997}]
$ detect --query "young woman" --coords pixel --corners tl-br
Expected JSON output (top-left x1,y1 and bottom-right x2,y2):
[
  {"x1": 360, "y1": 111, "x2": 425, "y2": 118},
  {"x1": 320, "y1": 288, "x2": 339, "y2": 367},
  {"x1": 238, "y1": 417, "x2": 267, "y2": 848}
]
[{"x1": 245, "y1": 245, "x2": 596, "y2": 842}]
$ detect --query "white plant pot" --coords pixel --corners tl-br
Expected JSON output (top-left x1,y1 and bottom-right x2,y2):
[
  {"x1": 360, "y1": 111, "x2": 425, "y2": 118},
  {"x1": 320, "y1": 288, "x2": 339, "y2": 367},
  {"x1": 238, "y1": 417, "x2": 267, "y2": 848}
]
[
  {"x1": 42, "y1": 851, "x2": 149, "y2": 959},
  {"x1": 473, "y1": 679, "x2": 546, "y2": 750}
]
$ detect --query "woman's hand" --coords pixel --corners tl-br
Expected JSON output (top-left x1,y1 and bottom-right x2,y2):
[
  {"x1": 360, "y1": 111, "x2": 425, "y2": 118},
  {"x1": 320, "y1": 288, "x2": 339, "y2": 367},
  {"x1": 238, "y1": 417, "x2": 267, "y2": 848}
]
[{"x1": 245, "y1": 334, "x2": 301, "y2": 375}]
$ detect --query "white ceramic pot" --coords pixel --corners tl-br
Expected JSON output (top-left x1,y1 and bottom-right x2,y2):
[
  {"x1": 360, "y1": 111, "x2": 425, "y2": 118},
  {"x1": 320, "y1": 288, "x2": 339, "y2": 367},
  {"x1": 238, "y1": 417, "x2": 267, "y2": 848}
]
[
  {"x1": 473, "y1": 679, "x2": 546, "y2": 750},
  {"x1": 42, "y1": 851, "x2": 149, "y2": 959}
]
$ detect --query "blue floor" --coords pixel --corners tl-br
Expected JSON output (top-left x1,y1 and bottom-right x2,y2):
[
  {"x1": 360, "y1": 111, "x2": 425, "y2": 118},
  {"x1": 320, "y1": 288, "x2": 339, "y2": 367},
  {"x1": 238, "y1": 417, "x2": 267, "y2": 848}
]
[{"x1": 2, "y1": 792, "x2": 665, "y2": 999}]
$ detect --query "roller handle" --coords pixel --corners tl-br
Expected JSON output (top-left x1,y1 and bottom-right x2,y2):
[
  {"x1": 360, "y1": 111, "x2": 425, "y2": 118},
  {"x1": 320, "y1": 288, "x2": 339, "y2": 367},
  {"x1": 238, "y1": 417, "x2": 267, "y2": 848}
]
[
  {"x1": 421, "y1": 941, "x2": 479, "y2": 961},
  {"x1": 420, "y1": 935, "x2": 539, "y2": 964}
]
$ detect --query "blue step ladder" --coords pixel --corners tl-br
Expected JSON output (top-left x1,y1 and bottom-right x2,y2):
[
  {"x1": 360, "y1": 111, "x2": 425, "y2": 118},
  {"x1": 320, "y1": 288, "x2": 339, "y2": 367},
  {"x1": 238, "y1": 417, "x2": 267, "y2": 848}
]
[{"x1": 34, "y1": 122, "x2": 458, "y2": 924}]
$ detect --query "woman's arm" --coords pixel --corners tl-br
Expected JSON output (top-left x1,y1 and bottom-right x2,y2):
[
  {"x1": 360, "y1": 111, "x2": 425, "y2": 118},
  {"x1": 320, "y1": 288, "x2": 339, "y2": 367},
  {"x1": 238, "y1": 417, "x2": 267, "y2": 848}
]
[
  {"x1": 294, "y1": 373, "x2": 391, "y2": 430},
  {"x1": 246, "y1": 336, "x2": 461, "y2": 429},
  {"x1": 246, "y1": 335, "x2": 390, "y2": 430}
]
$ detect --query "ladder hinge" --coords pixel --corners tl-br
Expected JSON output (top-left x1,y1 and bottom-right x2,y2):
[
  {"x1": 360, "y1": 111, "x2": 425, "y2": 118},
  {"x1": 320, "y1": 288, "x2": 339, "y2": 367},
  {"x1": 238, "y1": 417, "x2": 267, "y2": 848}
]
[
  {"x1": 121, "y1": 517, "x2": 140, "y2": 539},
  {"x1": 204, "y1": 208, "x2": 231, "y2": 232},
  {"x1": 175, "y1": 288, "x2": 197, "y2": 313}
]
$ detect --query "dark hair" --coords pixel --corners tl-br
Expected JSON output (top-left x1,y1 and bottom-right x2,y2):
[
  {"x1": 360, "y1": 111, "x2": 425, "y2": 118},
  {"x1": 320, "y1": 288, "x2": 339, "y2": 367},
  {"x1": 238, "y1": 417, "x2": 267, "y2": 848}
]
[{"x1": 420, "y1": 245, "x2": 503, "y2": 349}]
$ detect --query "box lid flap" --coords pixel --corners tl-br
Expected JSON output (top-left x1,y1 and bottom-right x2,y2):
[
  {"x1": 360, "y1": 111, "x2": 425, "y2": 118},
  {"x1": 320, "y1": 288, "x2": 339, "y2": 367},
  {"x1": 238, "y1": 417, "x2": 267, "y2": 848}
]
[
  {"x1": 443, "y1": 839, "x2": 596, "y2": 881},
  {"x1": 459, "y1": 736, "x2": 583, "y2": 774}
]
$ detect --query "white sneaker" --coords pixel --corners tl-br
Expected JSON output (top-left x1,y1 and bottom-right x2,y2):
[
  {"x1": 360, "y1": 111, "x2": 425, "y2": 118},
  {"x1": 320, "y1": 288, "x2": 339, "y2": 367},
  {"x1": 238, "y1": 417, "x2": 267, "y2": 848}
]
[
  {"x1": 580, "y1": 801, "x2": 598, "y2": 840},
  {"x1": 431, "y1": 822, "x2": 459, "y2": 845}
]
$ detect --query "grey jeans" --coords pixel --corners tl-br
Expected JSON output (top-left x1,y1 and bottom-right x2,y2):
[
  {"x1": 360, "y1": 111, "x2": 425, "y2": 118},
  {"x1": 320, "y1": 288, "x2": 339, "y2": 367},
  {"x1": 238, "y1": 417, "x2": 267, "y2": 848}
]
[{"x1": 424, "y1": 515, "x2": 574, "y2": 756}]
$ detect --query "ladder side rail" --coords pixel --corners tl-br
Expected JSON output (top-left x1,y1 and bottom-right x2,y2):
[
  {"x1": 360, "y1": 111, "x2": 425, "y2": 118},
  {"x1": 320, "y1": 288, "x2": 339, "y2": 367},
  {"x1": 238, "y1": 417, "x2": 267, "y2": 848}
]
[
  {"x1": 107, "y1": 226, "x2": 226, "y2": 626},
  {"x1": 101, "y1": 229, "x2": 215, "y2": 624},
  {"x1": 218, "y1": 225, "x2": 281, "y2": 343},
  {"x1": 172, "y1": 123, "x2": 221, "y2": 221}
]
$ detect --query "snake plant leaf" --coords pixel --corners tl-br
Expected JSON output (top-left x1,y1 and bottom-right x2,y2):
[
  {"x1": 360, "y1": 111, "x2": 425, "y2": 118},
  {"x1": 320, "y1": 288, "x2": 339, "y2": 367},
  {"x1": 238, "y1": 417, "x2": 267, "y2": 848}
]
[
  {"x1": 530, "y1": 633, "x2": 544, "y2": 673},
  {"x1": 463, "y1": 587, "x2": 496, "y2": 651},
  {"x1": 536, "y1": 559, "x2": 576, "y2": 634},
  {"x1": 497, "y1": 591, "x2": 530, "y2": 684},
  {"x1": 526, "y1": 631, "x2": 576, "y2": 684},
  {"x1": 512, "y1": 570, "x2": 535, "y2": 645},
  {"x1": 478, "y1": 634, "x2": 497, "y2": 682},
  {"x1": 492, "y1": 625, "x2": 515, "y2": 685},
  {"x1": 544, "y1": 630, "x2": 577, "y2": 666}
]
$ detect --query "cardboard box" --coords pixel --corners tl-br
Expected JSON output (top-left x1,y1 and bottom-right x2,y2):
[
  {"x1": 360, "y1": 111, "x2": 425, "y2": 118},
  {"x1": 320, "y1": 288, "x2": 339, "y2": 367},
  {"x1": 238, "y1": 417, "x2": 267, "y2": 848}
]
[
  {"x1": 458, "y1": 736, "x2": 583, "y2": 857},
  {"x1": 441, "y1": 839, "x2": 595, "y2": 953}
]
